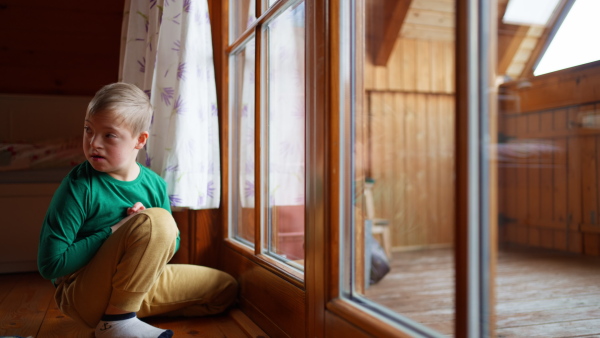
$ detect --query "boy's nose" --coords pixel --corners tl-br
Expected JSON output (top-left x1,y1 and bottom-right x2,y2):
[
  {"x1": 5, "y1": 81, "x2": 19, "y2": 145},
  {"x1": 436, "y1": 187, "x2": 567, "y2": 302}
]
[{"x1": 89, "y1": 135, "x2": 102, "y2": 148}]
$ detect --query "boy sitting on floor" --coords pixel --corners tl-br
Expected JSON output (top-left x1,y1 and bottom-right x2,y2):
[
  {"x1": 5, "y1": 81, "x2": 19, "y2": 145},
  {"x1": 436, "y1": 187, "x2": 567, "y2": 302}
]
[{"x1": 38, "y1": 82, "x2": 238, "y2": 338}]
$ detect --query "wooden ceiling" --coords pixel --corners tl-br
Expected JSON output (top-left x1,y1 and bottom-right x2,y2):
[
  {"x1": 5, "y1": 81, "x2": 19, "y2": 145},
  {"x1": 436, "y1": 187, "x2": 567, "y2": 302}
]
[{"x1": 368, "y1": 0, "x2": 570, "y2": 81}]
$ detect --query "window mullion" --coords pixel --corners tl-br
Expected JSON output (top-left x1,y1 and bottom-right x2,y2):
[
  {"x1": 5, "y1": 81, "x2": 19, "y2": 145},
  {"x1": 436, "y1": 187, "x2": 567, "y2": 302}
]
[{"x1": 254, "y1": 25, "x2": 263, "y2": 256}]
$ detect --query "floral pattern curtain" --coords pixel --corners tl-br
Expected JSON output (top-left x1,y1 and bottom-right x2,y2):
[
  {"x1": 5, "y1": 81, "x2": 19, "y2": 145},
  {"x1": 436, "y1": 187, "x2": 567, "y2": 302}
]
[
  {"x1": 238, "y1": 2, "x2": 305, "y2": 208},
  {"x1": 120, "y1": 0, "x2": 220, "y2": 209}
]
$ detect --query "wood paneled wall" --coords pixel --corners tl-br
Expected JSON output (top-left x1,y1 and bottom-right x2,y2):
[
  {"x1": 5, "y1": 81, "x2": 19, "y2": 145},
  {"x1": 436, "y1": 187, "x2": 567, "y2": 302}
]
[
  {"x1": 499, "y1": 63, "x2": 600, "y2": 256},
  {"x1": 0, "y1": 1, "x2": 124, "y2": 95},
  {"x1": 363, "y1": 38, "x2": 456, "y2": 249},
  {"x1": 498, "y1": 103, "x2": 600, "y2": 256}
]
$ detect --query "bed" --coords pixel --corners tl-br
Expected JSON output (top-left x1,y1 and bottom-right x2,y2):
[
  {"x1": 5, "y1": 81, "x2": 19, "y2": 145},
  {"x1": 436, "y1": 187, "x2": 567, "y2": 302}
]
[{"x1": 0, "y1": 94, "x2": 90, "y2": 273}]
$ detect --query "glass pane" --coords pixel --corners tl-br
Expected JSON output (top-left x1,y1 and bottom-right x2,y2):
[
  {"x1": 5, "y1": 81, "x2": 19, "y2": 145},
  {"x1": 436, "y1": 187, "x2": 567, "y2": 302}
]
[
  {"x1": 534, "y1": 0, "x2": 600, "y2": 76},
  {"x1": 342, "y1": 0, "x2": 456, "y2": 335},
  {"x1": 264, "y1": 2, "x2": 305, "y2": 269},
  {"x1": 229, "y1": 0, "x2": 256, "y2": 43},
  {"x1": 230, "y1": 38, "x2": 256, "y2": 246},
  {"x1": 495, "y1": 0, "x2": 600, "y2": 336}
]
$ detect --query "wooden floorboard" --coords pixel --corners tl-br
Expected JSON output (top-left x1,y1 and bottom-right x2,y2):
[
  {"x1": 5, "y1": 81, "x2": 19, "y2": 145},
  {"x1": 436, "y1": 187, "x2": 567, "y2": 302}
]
[
  {"x1": 365, "y1": 246, "x2": 600, "y2": 337},
  {"x1": 0, "y1": 272, "x2": 268, "y2": 338},
  {"x1": 0, "y1": 272, "x2": 55, "y2": 337}
]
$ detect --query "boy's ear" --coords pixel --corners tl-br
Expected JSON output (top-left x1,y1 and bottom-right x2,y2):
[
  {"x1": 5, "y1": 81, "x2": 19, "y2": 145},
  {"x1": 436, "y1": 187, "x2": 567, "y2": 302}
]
[{"x1": 135, "y1": 131, "x2": 149, "y2": 149}]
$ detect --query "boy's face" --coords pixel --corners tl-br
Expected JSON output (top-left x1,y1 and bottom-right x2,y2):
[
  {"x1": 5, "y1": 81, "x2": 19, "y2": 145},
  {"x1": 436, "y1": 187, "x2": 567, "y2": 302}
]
[{"x1": 83, "y1": 110, "x2": 148, "y2": 181}]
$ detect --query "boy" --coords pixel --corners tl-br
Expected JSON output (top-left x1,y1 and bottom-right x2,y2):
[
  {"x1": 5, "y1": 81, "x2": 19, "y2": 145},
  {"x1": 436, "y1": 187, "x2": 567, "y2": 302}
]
[{"x1": 38, "y1": 83, "x2": 237, "y2": 338}]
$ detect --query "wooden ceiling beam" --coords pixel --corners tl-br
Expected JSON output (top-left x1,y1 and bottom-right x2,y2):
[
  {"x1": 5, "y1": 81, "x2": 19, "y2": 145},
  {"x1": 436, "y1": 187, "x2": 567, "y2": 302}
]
[
  {"x1": 497, "y1": 25, "x2": 529, "y2": 75},
  {"x1": 519, "y1": 0, "x2": 571, "y2": 79},
  {"x1": 367, "y1": 0, "x2": 413, "y2": 66}
]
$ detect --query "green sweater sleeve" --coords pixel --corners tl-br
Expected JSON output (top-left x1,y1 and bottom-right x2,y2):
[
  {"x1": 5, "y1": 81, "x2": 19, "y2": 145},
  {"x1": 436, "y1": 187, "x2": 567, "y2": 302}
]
[{"x1": 38, "y1": 178, "x2": 110, "y2": 280}]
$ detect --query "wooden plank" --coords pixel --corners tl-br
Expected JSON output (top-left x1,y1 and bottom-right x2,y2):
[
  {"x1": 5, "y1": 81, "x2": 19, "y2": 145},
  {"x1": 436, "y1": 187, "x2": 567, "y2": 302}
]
[
  {"x1": 220, "y1": 246, "x2": 305, "y2": 337},
  {"x1": 597, "y1": 104, "x2": 600, "y2": 230},
  {"x1": 427, "y1": 95, "x2": 440, "y2": 243},
  {"x1": 443, "y1": 41, "x2": 455, "y2": 93},
  {"x1": 370, "y1": 92, "x2": 384, "y2": 197},
  {"x1": 0, "y1": 273, "x2": 55, "y2": 337},
  {"x1": 501, "y1": 116, "x2": 518, "y2": 243},
  {"x1": 401, "y1": 23, "x2": 454, "y2": 41},
  {"x1": 411, "y1": 0, "x2": 455, "y2": 12},
  {"x1": 194, "y1": 209, "x2": 222, "y2": 268},
  {"x1": 416, "y1": 40, "x2": 432, "y2": 92},
  {"x1": 567, "y1": 112, "x2": 583, "y2": 252},
  {"x1": 146, "y1": 314, "x2": 247, "y2": 337},
  {"x1": 501, "y1": 63, "x2": 600, "y2": 114},
  {"x1": 581, "y1": 136, "x2": 598, "y2": 228},
  {"x1": 393, "y1": 93, "x2": 407, "y2": 248},
  {"x1": 415, "y1": 94, "x2": 428, "y2": 245},
  {"x1": 364, "y1": 56, "x2": 375, "y2": 90},
  {"x1": 553, "y1": 138, "x2": 568, "y2": 224},
  {"x1": 497, "y1": 306, "x2": 600, "y2": 331},
  {"x1": 0, "y1": 274, "x2": 21, "y2": 304},
  {"x1": 382, "y1": 93, "x2": 395, "y2": 225},
  {"x1": 439, "y1": 95, "x2": 454, "y2": 244},
  {"x1": 404, "y1": 94, "x2": 418, "y2": 246},
  {"x1": 325, "y1": 311, "x2": 371, "y2": 338},
  {"x1": 404, "y1": 8, "x2": 454, "y2": 28},
  {"x1": 387, "y1": 38, "x2": 403, "y2": 91},
  {"x1": 497, "y1": 318, "x2": 600, "y2": 338},
  {"x1": 374, "y1": 65, "x2": 389, "y2": 91},
  {"x1": 402, "y1": 39, "x2": 417, "y2": 92},
  {"x1": 228, "y1": 308, "x2": 268, "y2": 337},
  {"x1": 583, "y1": 234, "x2": 600, "y2": 256},
  {"x1": 515, "y1": 115, "x2": 529, "y2": 245},
  {"x1": 36, "y1": 301, "x2": 94, "y2": 338},
  {"x1": 527, "y1": 114, "x2": 541, "y2": 248},
  {"x1": 528, "y1": 228, "x2": 541, "y2": 247},
  {"x1": 430, "y1": 41, "x2": 444, "y2": 93}
]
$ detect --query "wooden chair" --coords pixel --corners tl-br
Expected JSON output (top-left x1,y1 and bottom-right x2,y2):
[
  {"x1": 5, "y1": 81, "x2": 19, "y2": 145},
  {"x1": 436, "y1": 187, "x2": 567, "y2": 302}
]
[{"x1": 364, "y1": 179, "x2": 393, "y2": 258}]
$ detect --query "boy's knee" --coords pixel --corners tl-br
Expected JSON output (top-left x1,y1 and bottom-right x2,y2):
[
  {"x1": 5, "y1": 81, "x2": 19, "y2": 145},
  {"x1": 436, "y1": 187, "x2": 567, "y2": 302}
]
[{"x1": 130, "y1": 207, "x2": 177, "y2": 242}]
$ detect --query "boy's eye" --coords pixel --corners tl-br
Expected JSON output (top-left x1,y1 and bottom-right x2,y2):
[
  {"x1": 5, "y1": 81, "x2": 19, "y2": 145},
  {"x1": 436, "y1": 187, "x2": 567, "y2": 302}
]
[
  {"x1": 105, "y1": 134, "x2": 117, "y2": 138},
  {"x1": 84, "y1": 126, "x2": 91, "y2": 133}
]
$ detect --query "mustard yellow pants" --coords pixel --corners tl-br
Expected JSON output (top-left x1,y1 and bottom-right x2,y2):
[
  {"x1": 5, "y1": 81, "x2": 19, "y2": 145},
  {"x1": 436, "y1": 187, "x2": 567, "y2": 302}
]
[{"x1": 54, "y1": 208, "x2": 238, "y2": 328}]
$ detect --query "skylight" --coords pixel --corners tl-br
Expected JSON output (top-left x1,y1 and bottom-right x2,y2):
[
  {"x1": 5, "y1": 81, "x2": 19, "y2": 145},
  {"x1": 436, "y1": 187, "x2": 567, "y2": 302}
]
[
  {"x1": 534, "y1": 0, "x2": 600, "y2": 76},
  {"x1": 503, "y1": 0, "x2": 560, "y2": 26}
]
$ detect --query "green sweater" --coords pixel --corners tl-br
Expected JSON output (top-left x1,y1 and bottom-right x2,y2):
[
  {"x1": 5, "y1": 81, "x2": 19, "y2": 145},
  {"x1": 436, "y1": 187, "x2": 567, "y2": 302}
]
[{"x1": 38, "y1": 161, "x2": 179, "y2": 281}]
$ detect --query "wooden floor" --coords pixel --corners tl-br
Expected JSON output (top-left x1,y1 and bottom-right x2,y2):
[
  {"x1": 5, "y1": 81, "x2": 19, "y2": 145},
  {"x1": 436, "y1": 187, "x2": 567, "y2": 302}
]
[
  {"x1": 0, "y1": 272, "x2": 267, "y2": 338},
  {"x1": 365, "y1": 246, "x2": 600, "y2": 337}
]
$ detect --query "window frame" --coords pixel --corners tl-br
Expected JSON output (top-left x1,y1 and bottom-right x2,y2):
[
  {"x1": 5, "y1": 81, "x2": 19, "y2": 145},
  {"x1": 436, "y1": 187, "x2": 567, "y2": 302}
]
[{"x1": 224, "y1": 0, "x2": 307, "y2": 287}]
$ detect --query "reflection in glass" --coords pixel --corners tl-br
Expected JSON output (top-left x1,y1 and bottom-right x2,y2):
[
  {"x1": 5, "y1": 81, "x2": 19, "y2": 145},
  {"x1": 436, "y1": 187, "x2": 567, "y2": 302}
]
[
  {"x1": 230, "y1": 38, "x2": 256, "y2": 246},
  {"x1": 229, "y1": 0, "x2": 256, "y2": 43},
  {"x1": 264, "y1": 2, "x2": 305, "y2": 268},
  {"x1": 495, "y1": 1, "x2": 600, "y2": 336},
  {"x1": 343, "y1": 0, "x2": 456, "y2": 335}
]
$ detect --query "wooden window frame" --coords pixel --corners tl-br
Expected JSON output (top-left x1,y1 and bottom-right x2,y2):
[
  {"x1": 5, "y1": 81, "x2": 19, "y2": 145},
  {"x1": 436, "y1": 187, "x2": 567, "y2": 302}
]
[
  {"x1": 217, "y1": 0, "x2": 496, "y2": 336},
  {"x1": 224, "y1": 0, "x2": 308, "y2": 286},
  {"x1": 324, "y1": 0, "x2": 496, "y2": 337}
]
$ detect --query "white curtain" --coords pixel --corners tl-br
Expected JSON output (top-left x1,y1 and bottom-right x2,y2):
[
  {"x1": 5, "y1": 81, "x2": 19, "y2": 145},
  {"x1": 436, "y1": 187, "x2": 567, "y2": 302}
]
[
  {"x1": 238, "y1": 2, "x2": 305, "y2": 208},
  {"x1": 120, "y1": 0, "x2": 220, "y2": 209}
]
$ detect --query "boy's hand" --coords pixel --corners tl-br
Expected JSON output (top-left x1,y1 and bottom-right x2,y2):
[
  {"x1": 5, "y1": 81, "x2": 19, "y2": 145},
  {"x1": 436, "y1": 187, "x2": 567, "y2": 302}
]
[
  {"x1": 111, "y1": 203, "x2": 146, "y2": 233},
  {"x1": 127, "y1": 202, "x2": 146, "y2": 215}
]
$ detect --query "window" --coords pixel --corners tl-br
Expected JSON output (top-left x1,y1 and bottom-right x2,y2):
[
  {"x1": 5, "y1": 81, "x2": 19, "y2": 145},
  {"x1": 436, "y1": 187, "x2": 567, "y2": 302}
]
[
  {"x1": 228, "y1": 0, "x2": 306, "y2": 273},
  {"x1": 338, "y1": 1, "x2": 456, "y2": 336},
  {"x1": 534, "y1": 0, "x2": 600, "y2": 75}
]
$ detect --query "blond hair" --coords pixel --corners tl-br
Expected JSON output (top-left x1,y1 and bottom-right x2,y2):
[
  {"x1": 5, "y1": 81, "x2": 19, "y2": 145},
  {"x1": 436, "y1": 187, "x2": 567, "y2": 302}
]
[{"x1": 86, "y1": 83, "x2": 153, "y2": 135}]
